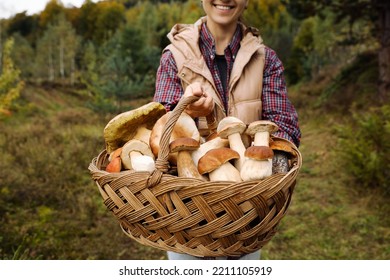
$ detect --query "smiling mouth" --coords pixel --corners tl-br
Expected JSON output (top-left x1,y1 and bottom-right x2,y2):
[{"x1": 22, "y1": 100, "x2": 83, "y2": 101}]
[{"x1": 214, "y1": 5, "x2": 233, "y2": 10}]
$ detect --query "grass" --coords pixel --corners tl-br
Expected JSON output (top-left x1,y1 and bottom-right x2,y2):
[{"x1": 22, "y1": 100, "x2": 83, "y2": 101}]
[
  {"x1": 261, "y1": 80, "x2": 390, "y2": 260},
  {"x1": 0, "y1": 80, "x2": 389, "y2": 260}
]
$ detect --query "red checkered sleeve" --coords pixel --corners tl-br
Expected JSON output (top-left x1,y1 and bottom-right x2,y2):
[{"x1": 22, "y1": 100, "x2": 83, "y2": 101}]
[
  {"x1": 262, "y1": 47, "x2": 301, "y2": 147},
  {"x1": 153, "y1": 50, "x2": 183, "y2": 112}
]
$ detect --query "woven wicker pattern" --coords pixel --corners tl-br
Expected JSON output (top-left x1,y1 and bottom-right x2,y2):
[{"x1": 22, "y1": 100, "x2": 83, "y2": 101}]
[{"x1": 89, "y1": 96, "x2": 302, "y2": 257}]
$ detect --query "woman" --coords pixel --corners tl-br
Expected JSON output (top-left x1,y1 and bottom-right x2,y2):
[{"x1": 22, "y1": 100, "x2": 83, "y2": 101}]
[{"x1": 153, "y1": 0, "x2": 301, "y2": 260}]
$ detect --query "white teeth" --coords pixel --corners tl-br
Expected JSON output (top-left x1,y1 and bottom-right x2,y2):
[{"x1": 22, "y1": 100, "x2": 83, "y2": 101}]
[{"x1": 215, "y1": 5, "x2": 232, "y2": 10}]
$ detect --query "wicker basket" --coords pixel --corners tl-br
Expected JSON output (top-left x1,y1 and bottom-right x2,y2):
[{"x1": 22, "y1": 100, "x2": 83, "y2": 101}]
[{"x1": 88, "y1": 95, "x2": 302, "y2": 258}]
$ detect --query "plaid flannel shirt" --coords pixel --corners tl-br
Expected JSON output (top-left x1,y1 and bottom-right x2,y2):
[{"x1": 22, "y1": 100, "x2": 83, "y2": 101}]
[{"x1": 154, "y1": 22, "x2": 301, "y2": 147}]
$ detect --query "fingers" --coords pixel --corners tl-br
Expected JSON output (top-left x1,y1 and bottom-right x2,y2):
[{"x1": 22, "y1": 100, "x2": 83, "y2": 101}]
[
  {"x1": 186, "y1": 93, "x2": 214, "y2": 118},
  {"x1": 184, "y1": 82, "x2": 203, "y2": 98},
  {"x1": 183, "y1": 82, "x2": 215, "y2": 118}
]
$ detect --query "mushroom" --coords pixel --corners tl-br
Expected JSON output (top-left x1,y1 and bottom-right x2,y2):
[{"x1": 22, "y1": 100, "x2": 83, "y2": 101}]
[
  {"x1": 103, "y1": 102, "x2": 166, "y2": 153},
  {"x1": 191, "y1": 135, "x2": 229, "y2": 167},
  {"x1": 106, "y1": 157, "x2": 122, "y2": 173},
  {"x1": 120, "y1": 139, "x2": 155, "y2": 172},
  {"x1": 240, "y1": 146, "x2": 274, "y2": 180},
  {"x1": 198, "y1": 147, "x2": 242, "y2": 182},
  {"x1": 245, "y1": 120, "x2": 279, "y2": 147},
  {"x1": 217, "y1": 116, "x2": 247, "y2": 171},
  {"x1": 108, "y1": 147, "x2": 123, "y2": 162},
  {"x1": 270, "y1": 138, "x2": 297, "y2": 174},
  {"x1": 106, "y1": 147, "x2": 123, "y2": 173},
  {"x1": 149, "y1": 111, "x2": 200, "y2": 166},
  {"x1": 240, "y1": 120, "x2": 279, "y2": 180},
  {"x1": 170, "y1": 137, "x2": 204, "y2": 180}
]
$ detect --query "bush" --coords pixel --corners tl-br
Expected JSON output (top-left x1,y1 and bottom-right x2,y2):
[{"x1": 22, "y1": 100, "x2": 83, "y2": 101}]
[{"x1": 335, "y1": 105, "x2": 390, "y2": 194}]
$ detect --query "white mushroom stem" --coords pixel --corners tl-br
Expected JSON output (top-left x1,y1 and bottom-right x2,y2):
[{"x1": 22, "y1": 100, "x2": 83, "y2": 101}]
[
  {"x1": 121, "y1": 139, "x2": 155, "y2": 171},
  {"x1": 177, "y1": 151, "x2": 204, "y2": 179},
  {"x1": 227, "y1": 132, "x2": 247, "y2": 171},
  {"x1": 253, "y1": 131, "x2": 270, "y2": 146},
  {"x1": 209, "y1": 162, "x2": 242, "y2": 182},
  {"x1": 240, "y1": 159, "x2": 272, "y2": 181},
  {"x1": 217, "y1": 116, "x2": 247, "y2": 172},
  {"x1": 129, "y1": 151, "x2": 155, "y2": 172},
  {"x1": 133, "y1": 126, "x2": 152, "y2": 144}
]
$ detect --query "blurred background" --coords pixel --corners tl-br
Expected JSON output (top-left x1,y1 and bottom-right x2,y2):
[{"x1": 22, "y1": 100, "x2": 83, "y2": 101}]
[{"x1": 0, "y1": 0, "x2": 389, "y2": 260}]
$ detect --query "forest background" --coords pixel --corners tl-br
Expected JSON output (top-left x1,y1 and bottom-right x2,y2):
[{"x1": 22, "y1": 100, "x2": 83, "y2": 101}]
[{"x1": 0, "y1": 0, "x2": 389, "y2": 260}]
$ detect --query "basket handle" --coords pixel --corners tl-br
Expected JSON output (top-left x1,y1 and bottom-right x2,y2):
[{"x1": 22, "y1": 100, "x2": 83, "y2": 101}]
[{"x1": 154, "y1": 95, "x2": 201, "y2": 173}]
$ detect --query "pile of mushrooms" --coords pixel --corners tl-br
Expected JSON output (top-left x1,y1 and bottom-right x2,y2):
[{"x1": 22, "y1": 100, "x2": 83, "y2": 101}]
[
  {"x1": 103, "y1": 102, "x2": 166, "y2": 173},
  {"x1": 102, "y1": 103, "x2": 294, "y2": 182}
]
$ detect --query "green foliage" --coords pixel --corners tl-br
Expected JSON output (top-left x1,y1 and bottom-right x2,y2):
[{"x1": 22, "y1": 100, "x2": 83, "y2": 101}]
[
  {"x1": 243, "y1": 0, "x2": 298, "y2": 62},
  {"x1": 93, "y1": 1, "x2": 126, "y2": 45},
  {"x1": 6, "y1": 11, "x2": 38, "y2": 39},
  {"x1": 319, "y1": 51, "x2": 378, "y2": 109},
  {"x1": 0, "y1": 38, "x2": 24, "y2": 112},
  {"x1": 10, "y1": 33, "x2": 35, "y2": 79},
  {"x1": 335, "y1": 105, "x2": 390, "y2": 193},
  {"x1": 285, "y1": 17, "x2": 315, "y2": 83},
  {"x1": 34, "y1": 14, "x2": 81, "y2": 84}
]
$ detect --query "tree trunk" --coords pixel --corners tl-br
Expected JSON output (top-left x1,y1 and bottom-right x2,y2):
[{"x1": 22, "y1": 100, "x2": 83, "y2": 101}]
[
  {"x1": 70, "y1": 58, "x2": 75, "y2": 86},
  {"x1": 59, "y1": 38, "x2": 65, "y2": 80},
  {"x1": 49, "y1": 44, "x2": 54, "y2": 82},
  {"x1": 377, "y1": 1, "x2": 390, "y2": 102}
]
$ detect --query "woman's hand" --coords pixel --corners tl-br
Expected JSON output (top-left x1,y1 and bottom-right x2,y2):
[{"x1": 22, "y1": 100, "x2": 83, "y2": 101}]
[{"x1": 183, "y1": 82, "x2": 214, "y2": 118}]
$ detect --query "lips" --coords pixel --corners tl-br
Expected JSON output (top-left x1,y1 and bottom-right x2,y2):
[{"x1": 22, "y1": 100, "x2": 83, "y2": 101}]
[{"x1": 214, "y1": 4, "x2": 233, "y2": 10}]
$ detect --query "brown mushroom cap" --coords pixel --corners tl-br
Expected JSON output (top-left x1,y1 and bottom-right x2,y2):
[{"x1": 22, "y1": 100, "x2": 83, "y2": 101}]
[
  {"x1": 103, "y1": 102, "x2": 166, "y2": 153},
  {"x1": 217, "y1": 116, "x2": 246, "y2": 139},
  {"x1": 245, "y1": 120, "x2": 279, "y2": 137},
  {"x1": 108, "y1": 147, "x2": 123, "y2": 162},
  {"x1": 106, "y1": 156, "x2": 122, "y2": 173},
  {"x1": 245, "y1": 146, "x2": 274, "y2": 161},
  {"x1": 170, "y1": 137, "x2": 200, "y2": 153},
  {"x1": 269, "y1": 138, "x2": 297, "y2": 158},
  {"x1": 198, "y1": 147, "x2": 240, "y2": 174}
]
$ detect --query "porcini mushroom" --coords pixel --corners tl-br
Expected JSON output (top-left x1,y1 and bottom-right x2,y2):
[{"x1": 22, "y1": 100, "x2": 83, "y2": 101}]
[
  {"x1": 240, "y1": 146, "x2": 274, "y2": 180},
  {"x1": 269, "y1": 137, "x2": 297, "y2": 174},
  {"x1": 106, "y1": 147, "x2": 123, "y2": 173},
  {"x1": 217, "y1": 116, "x2": 247, "y2": 171},
  {"x1": 191, "y1": 136, "x2": 229, "y2": 167},
  {"x1": 106, "y1": 156, "x2": 122, "y2": 173},
  {"x1": 149, "y1": 111, "x2": 200, "y2": 165},
  {"x1": 170, "y1": 137, "x2": 204, "y2": 180},
  {"x1": 121, "y1": 139, "x2": 155, "y2": 172},
  {"x1": 103, "y1": 102, "x2": 166, "y2": 153},
  {"x1": 106, "y1": 147, "x2": 122, "y2": 173},
  {"x1": 198, "y1": 147, "x2": 242, "y2": 182},
  {"x1": 245, "y1": 120, "x2": 279, "y2": 147},
  {"x1": 241, "y1": 120, "x2": 279, "y2": 180}
]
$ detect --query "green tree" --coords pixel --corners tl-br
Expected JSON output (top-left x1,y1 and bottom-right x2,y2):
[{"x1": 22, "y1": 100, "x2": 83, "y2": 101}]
[
  {"x1": 76, "y1": 0, "x2": 99, "y2": 42},
  {"x1": 80, "y1": 41, "x2": 116, "y2": 113},
  {"x1": 10, "y1": 33, "x2": 35, "y2": 79},
  {"x1": 34, "y1": 15, "x2": 81, "y2": 84},
  {"x1": 244, "y1": 0, "x2": 297, "y2": 63},
  {"x1": 39, "y1": 0, "x2": 66, "y2": 29},
  {"x1": 98, "y1": 32, "x2": 140, "y2": 110},
  {"x1": 282, "y1": 0, "x2": 390, "y2": 100},
  {"x1": 0, "y1": 38, "x2": 24, "y2": 113},
  {"x1": 6, "y1": 11, "x2": 39, "y2": 40},
  {"x1": 93, "y1": 1, "x2": 126, "y2": 45}
]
